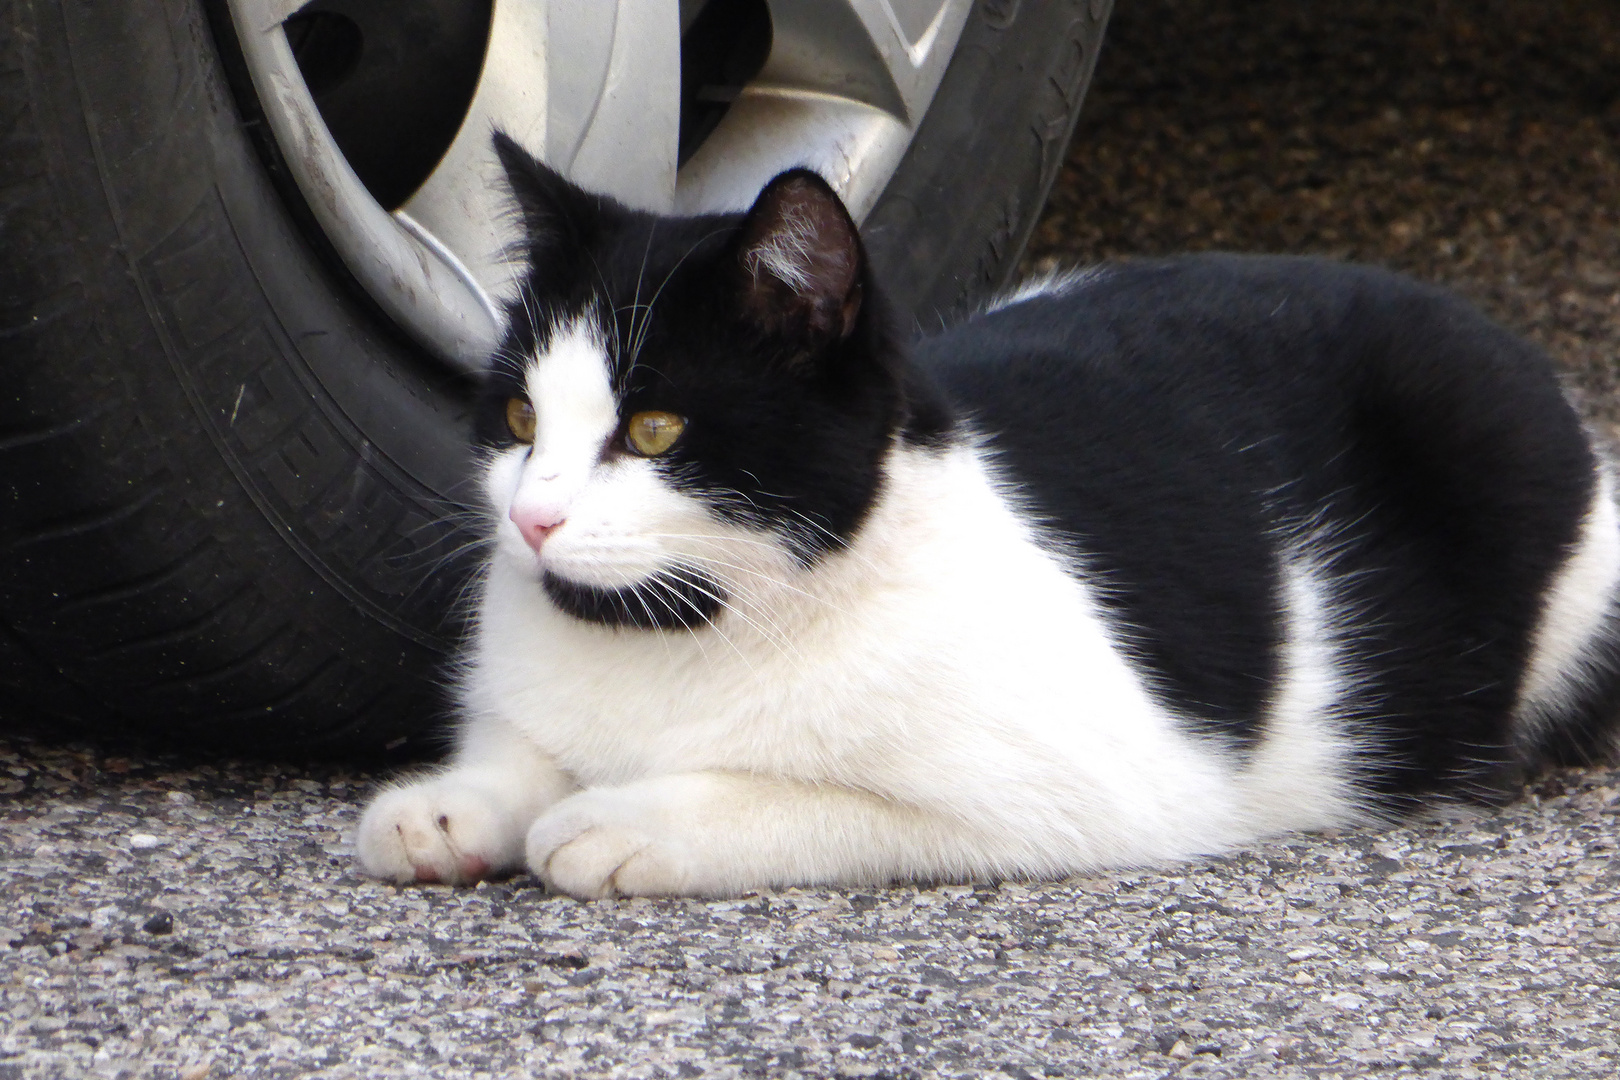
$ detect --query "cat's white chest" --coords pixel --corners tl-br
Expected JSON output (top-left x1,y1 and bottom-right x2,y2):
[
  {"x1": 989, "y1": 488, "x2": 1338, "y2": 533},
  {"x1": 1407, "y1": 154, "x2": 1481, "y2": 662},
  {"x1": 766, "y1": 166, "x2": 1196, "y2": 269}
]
[{"x1": 469, "y1": 560, "x2": 863, "y2": 784}]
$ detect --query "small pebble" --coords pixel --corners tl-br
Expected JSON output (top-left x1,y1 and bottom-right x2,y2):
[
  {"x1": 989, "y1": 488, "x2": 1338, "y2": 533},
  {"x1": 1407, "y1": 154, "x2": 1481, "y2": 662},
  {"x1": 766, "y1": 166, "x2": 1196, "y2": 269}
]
[{"x1": 128, "y1": 833, "x2": 160, "y2": 850}]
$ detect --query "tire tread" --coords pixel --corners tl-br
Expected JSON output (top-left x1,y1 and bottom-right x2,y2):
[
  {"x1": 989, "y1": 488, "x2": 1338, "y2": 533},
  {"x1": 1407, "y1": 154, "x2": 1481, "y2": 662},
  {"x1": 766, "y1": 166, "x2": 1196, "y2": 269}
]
[{"x1": 0, "y1": 0, "x2": 461, "y2": 755}]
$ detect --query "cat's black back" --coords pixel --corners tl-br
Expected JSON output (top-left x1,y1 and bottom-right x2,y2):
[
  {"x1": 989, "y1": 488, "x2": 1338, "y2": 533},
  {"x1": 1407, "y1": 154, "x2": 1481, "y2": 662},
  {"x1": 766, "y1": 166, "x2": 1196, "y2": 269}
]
[{"x1": 918, "y1": 254, "x2": 1619, "y2": 807}]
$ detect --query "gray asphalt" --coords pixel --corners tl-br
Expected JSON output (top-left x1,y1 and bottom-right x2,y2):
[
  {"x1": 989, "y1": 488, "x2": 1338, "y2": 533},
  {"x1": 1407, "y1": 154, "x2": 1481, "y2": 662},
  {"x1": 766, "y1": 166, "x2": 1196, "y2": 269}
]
[{"x1": 7, "y1": 1, "x2": 1620, "y2": 1077}]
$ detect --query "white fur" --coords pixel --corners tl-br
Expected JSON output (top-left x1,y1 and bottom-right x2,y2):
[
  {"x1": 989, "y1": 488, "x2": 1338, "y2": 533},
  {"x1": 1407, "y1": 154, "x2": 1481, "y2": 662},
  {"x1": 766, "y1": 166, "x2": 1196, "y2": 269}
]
[
  {"x1": 1235, "y1": 549, "x2": 1368, "y2": 832},
  {"x1": 744, "y1": 203, "x2": 820, "y2": 294},
  {"x1": 1513, "y1": 461, "x2": 1620, "y2": 748},
  {"x1": 357, "y1": 309, "x2": 1377, "y2": 895},
  {"x1": 497, "y1": 318, "x2": 619, "y2": 543},
  {"x1": 986, "y1": 266, "x2": 1108, "y2": 313}
]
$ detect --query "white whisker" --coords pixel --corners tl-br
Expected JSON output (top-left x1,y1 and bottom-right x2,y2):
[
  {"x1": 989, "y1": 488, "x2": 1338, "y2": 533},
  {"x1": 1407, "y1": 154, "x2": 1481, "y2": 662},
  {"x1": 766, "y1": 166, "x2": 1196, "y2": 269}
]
[
  {"x1": 655, "y1": 548, "x2": 855, "y2": 619},
  {"x1": 650, "y1": 569, "x2": 758, "y2": 672},
  {"x1": 660, "y1": 563, "x2": 807, "y2": 673}
]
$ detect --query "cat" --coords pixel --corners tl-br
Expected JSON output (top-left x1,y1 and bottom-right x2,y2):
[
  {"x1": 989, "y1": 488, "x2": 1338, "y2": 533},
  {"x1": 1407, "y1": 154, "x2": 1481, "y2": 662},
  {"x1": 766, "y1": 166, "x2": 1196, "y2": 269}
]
[{"x1": 355, "y1": 133, "x2": 1620, "y2": 899}]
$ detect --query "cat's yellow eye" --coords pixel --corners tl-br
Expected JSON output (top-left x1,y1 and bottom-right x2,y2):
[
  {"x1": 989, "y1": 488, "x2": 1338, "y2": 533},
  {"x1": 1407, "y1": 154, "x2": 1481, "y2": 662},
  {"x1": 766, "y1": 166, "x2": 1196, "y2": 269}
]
[
  {"x1": 626, "y1": 411, "x2": 685, "y2": 456},
  {"x1": 506, "y1": 398, "x2": 537, "y2": 443}
]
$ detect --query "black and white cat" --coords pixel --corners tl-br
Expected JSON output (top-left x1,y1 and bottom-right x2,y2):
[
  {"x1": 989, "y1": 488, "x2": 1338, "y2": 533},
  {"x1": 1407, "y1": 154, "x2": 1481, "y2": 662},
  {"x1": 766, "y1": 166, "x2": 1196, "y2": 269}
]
[{"x1": 356, "y1": 135, "x2": 1620, "y2": 899}]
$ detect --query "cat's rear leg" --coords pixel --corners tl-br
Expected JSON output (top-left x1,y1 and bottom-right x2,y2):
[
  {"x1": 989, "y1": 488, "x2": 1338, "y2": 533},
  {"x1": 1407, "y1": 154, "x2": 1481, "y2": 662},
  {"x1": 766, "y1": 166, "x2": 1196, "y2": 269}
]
[
  {"x1": 356, "y1": 720, "x2": 574, "y2": 885},
  {"x1": 525, "y1": 772, "x2": 997, "y2": 899}
]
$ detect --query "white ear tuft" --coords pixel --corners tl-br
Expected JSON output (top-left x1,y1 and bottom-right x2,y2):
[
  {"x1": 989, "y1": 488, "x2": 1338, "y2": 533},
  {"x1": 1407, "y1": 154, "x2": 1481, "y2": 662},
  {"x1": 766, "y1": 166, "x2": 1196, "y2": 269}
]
[
  {"x1": 743, "y1": 201, "x2": 824, "y2": 294},
  {"x1": 736, "y1": 171, "x2": 863, "y2": 339}
]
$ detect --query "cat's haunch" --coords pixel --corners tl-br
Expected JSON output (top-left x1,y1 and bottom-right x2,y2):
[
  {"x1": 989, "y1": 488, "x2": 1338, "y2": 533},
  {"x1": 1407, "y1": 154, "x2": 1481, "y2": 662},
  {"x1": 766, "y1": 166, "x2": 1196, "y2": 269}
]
[{"x1": 356, "y1": 139, "x2": 1620, "y2": 899}]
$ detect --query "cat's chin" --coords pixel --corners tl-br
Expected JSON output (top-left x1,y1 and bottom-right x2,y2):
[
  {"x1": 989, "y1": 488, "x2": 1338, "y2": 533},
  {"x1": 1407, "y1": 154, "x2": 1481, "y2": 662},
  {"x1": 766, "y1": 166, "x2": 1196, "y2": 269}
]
[{"x1": 540, "y1": 568, "x2": 726, "y2": 630}]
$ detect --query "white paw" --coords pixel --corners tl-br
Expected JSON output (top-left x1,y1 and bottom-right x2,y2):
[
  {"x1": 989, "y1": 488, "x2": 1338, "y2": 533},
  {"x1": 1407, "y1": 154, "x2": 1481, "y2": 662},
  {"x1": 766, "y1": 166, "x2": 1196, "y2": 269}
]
[
  {"x1": 356, "y1": 778, "x2": 523, "y2": 885},
  {"x1": 525, "y1": 788, "x2": 697, "y2": 899}
]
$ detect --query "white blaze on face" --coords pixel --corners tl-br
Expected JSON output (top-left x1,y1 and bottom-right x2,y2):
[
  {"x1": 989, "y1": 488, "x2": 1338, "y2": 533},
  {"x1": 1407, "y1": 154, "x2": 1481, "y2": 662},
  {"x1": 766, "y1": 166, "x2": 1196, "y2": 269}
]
[
  {"x1": 514, "y1": 318, "x2": 619, "y2": 529},
  {"x1": 485, "y1": 317, "x2": 617, "y2": 573}
]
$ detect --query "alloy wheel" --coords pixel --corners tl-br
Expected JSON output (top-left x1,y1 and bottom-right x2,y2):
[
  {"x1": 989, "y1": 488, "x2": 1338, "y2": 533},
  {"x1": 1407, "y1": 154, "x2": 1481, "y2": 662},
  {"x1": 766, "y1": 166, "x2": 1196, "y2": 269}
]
[{"x1": 222, "y1": 0, "x2": 974, "y2": 373}]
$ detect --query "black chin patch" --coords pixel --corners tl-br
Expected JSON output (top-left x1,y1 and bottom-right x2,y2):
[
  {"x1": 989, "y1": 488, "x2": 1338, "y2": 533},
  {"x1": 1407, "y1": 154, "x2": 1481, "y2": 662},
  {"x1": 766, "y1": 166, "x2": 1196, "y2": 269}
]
[{"x1": 541, "y1": 567, "x2": 726, "y2": 630}]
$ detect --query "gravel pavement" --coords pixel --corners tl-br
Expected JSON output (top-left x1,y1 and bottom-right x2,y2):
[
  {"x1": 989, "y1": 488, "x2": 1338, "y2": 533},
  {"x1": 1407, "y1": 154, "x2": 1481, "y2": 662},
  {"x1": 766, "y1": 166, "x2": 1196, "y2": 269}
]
[
  {"x1": 4, "y1": 741, "x2": 1619, "y2": 1079},
  {"x1": 7, "y1": 1, "x2": 1620, "y2": 1077}
]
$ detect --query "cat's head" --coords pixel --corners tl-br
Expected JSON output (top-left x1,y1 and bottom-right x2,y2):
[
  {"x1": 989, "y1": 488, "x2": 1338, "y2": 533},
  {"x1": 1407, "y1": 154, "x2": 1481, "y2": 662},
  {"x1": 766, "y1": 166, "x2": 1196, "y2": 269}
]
[{"x1": 475, "y1": 134, "x2": 948, "y2": 630}]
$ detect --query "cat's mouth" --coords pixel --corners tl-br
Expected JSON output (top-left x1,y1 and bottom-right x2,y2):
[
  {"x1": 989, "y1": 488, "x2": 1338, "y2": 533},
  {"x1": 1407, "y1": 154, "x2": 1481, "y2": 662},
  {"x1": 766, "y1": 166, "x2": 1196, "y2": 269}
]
[{"x1": 540, "y1": 566, "x2": 726, "y2": 630}]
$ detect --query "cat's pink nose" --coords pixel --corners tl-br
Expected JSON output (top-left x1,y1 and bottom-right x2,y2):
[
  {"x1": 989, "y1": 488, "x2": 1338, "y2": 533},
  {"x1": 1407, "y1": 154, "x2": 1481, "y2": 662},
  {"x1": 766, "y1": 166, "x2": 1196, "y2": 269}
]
[{"x1": 510, "y1": 505, "x2": 566, "y2": 552}]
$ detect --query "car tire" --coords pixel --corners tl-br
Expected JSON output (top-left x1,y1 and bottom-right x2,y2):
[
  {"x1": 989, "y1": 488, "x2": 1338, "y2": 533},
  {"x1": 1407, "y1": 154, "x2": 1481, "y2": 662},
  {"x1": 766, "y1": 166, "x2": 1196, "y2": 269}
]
[{"x1": 0, "y1": 0, "x2": 1111, "y2": 756}]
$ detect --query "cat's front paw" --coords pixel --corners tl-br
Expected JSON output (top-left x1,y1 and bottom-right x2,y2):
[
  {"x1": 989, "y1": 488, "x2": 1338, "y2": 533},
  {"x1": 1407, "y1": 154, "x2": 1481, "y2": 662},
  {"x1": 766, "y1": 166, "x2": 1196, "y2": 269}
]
[
  {"x1": 356, "y1": 778, "x2": 523, "y2": 886},
  {"x1": 525, "y1": 788, "x2": 696, "y2": 899}
]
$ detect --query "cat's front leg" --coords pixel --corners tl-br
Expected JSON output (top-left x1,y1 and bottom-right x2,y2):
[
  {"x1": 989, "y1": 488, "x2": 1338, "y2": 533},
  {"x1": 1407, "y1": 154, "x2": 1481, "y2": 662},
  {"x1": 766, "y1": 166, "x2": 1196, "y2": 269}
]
[
  {"x1": 357, "y1": 721, "x2": 573, "y2": 885},
  {"x1": 527, "y1": 771, "x2": 970, "y2": 898}
]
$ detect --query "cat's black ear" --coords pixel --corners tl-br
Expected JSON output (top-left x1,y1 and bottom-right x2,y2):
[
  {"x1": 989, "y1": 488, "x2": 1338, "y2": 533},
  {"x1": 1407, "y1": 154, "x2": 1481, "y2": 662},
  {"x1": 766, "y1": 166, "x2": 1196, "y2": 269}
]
[
  {"x1": 493, "y1": 130, "x2": 603, "y2": 298},
  {"x1": 736, "y1": 170, "x2": 864, "y2": 341}
]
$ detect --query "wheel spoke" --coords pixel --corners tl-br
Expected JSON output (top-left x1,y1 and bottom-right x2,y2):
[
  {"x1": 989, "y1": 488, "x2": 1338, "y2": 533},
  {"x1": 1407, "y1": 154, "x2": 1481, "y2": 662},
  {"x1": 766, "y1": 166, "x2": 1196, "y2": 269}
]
[
  {"x1": 226, "y1": 1, "x2": 680, "y2": 372},
  {"x1": 226, "y1": 0, "x2": 502, "y2": 370},
  {"x1": 546, "y1": 1, "x2": 680, "y2": 207},
  {"x1": 676, "y1": 0, "x2": 972, "y2": 218},
  {"x1": 400, "y1": 1, "x2": 680, "y2": 309},
  {"x1": 237, "y1": 0, "x2": 304, "y2": 30},
  {"x1": 765, "y1": 0, "x2": 963, "y2": 121}
]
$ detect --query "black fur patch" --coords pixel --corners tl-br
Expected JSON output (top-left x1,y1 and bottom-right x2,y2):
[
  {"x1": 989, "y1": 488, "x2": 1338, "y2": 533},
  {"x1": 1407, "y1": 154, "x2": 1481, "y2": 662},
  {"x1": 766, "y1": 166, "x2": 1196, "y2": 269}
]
[
  {"x1": 541, "y1": 567, "x2": 726, "y2": 630},
  {"x1": 919, "y1": 254, "x2": 1608, "y2": 802}
]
